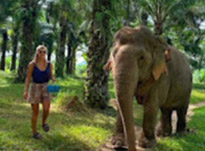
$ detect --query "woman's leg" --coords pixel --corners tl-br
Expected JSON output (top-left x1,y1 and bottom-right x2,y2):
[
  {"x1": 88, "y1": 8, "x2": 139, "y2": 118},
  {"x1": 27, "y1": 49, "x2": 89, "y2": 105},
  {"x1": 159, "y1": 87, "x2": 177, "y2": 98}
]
[
  {"x1": 31, "y1": 104, "x2": 39, "y2": 134},
  {"x1": 42, "y1": 100, "x2": 50, "y2": 125}
]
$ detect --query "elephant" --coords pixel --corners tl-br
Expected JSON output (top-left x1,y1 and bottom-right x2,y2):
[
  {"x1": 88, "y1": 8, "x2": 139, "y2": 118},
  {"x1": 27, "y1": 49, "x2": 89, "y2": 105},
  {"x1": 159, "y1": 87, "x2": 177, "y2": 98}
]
[{"x1": 104, "y1": 25, "x2": 192, "y2": 151}]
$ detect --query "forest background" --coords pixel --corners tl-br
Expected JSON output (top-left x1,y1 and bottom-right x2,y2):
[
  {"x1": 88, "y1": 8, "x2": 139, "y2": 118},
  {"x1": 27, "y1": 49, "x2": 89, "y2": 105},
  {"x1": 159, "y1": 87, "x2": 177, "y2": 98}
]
[{"x1": 0, "y1": 0, "x2": 205, "y2": 151}]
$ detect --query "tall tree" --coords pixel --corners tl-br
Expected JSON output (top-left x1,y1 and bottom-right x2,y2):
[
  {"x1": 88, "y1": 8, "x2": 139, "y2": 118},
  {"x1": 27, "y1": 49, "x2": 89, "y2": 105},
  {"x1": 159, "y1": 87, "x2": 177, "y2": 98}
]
[
  {"x1": 0, "y1": 0, "x2": 14, "y2": 23},
  {"x1": 0, "y1": 0, "x2": 17, "y2": 71},
  {"x1": 54, "y1": 0, "x2": 75, "y2": 77},
  {"x1": 17, "y1": 0, "x2": 41, "y2": 81},
  {"x1": 55, "y1": 7, "x2": 67, "y2": 77},
  {"x1": 44, "y1": 0, "x2": 62, "y2": 62},
  {"x1": 0, "y1": 29, "x2": 8, "y2": 70},
  {"x1": 124, "y1": 0, "x2": 131, "y2": 26},
  {"x1": 84, "y1": 0, "x2": 112, "y2": 109},
  {"x1": 10, "y1": 23, "x2": 20, "y2": 71},
  {"x1": 137, "y1": 0, "x2": 198, "y2": 35},
  {"x1": 35, "y1": 23, "x2": 54, "y2": 61},
  {"x1": 169, "y1": 5, "x2": 205, "y2": 69},
  {"x1": 64, "y1": 1, "x2": 91, "y2": 75},
  {"x1": 66, "y1": 31, "x2": 78, "y2": 75}
]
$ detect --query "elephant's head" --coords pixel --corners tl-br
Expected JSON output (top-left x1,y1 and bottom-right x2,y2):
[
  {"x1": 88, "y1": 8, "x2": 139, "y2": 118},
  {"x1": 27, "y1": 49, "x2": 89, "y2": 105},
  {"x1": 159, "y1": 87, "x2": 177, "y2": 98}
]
[
  {"x1": 114, "y1": 26, "x2": 171, "y2": 81},
  {"x1": 109, "y1": 25, "x2": 171, "y2": 150}
]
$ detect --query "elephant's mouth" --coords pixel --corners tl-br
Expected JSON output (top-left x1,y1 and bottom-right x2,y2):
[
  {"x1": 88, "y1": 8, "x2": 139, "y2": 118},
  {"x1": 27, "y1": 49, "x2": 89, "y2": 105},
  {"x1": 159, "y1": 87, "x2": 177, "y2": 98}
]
[
  {"x1": 135, "y1": 76, "x2": 155, "y2": 105},
  {"x1": 135, "y1": 81, "x2": 145, "y2": 105},
  {"x1": 136, "y1": 95, "x2": 145, "y2": 105},
  {"x1": 138, "y1": 81, "x2": 143, "y2": 86}
]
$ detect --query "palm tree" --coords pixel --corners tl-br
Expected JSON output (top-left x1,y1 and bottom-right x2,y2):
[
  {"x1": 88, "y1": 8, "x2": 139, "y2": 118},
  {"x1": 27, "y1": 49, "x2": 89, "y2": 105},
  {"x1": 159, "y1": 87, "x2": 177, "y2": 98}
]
[
  {"x1": 0, "y1": 0, "x2": 14, "y2": 22},
  {"x1": 35, "y1": 22, "x2": 54, "y2": 61},
  {"x1": 51, "y1": 0, "x2": 75, "y2": 77},
  {"x1": 66, "y1": 30, "x2": 79, "y2": 75},
  {"x1": 10, "y1": 23, "x2": 20, "y2": 71},
  {"x1": 0, "y1": 0, "x2": 17, "y2": 70},
  {"x1": 17, "y1": 0, "x2": 42, "y2": 81},
  {"x1": 137, "y1": 0, "x2": 198, "y2": 35},
  {"x1": 0, "y1": 29, "x2": 8, "y2": 70},
  {"x1": 55, "y1": 7, "x2": 68, "y2": 77},
  {"x1": 84, "y1": 0, "x2": 112, "y2": 109}
]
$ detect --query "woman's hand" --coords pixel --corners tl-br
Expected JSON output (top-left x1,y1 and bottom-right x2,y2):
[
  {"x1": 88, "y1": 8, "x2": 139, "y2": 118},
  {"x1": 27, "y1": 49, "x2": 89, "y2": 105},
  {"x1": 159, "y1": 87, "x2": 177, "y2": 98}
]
[
  {"x1": 23, "y1": 91, "x2": 28, "y2": 100},
  {"x1": 51, "y1": 77, "x2": 56, "y2": 83}
]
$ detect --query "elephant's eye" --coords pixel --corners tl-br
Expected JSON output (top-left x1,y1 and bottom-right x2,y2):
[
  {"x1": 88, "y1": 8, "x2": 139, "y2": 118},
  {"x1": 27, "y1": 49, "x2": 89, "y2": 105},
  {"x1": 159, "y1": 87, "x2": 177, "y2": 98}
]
[{"x1": 139, "y1": 56, "x2": 144, "y2": 60}]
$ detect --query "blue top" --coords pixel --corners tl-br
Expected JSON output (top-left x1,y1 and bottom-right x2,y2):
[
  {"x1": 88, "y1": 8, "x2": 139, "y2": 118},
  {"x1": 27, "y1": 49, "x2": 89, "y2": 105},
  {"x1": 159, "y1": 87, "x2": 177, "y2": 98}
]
[{"x1": 32, "y1": 62, "x2": 50, "y2": 83}]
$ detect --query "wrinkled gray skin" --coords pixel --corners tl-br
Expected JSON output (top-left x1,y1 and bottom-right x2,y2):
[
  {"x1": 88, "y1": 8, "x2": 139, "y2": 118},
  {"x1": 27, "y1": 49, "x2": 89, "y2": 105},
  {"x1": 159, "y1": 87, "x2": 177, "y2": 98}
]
[{"x1": 105, "y1": 26, "x2": 192, "y2": 151}]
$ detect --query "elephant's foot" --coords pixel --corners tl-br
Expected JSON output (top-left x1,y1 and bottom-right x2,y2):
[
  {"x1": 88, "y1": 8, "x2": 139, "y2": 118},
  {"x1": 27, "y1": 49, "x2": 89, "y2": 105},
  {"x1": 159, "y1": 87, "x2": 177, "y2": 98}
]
[
  {"x1": 138, "y1": 138, "x2": 156, "y2": 148},
  {"x1": 175, "y1": 128, "x2": 195, "y2": 136},
  {"x1": 156, "y1": 126, "x2": 172, "y2": 137},
  {"x1": 138, "y1": 133, "x2": 156, "y2": 148},
  {"x1": 156, "y1": 125, "x2": 162, "y2": 137},
  {"x1": 111, "y1": 133, "x2": 127, "y2": 150}
]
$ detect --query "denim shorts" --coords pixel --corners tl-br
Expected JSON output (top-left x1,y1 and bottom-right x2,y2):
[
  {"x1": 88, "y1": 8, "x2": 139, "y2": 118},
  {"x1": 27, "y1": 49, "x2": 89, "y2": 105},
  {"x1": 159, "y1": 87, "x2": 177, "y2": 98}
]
[{"x1": 27, "y1": 82, "x2": 51, "y2": 104}]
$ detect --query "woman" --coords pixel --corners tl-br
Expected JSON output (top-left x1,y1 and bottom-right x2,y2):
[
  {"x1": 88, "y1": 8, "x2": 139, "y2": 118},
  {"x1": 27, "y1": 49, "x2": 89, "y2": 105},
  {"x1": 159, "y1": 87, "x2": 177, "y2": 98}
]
[{"x1": 23, "y1": 45, "x2": 55, "y2": 139}]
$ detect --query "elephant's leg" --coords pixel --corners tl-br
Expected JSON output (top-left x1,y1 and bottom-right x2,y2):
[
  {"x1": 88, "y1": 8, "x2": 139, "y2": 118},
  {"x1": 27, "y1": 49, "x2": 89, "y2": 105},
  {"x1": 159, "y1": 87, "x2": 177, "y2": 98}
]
[
  {"x1": 176, "y1": 105, "x2": 188, "y2": 133},
  {"x1": 111, "y1": 111, "x2": 126, "y2": 148},
  {"x1": 157, "y1": 108, "x2": 172, "y2": 136},
  {"x1": 138, "y1": 103, "x2": 158, "y2": 148}
]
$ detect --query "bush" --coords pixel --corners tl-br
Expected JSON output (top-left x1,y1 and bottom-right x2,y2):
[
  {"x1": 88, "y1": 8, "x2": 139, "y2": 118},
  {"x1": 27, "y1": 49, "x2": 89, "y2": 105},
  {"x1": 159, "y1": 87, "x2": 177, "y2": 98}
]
[{"x1": 193, "y1": 69, "x2": 205, "y2": 83}]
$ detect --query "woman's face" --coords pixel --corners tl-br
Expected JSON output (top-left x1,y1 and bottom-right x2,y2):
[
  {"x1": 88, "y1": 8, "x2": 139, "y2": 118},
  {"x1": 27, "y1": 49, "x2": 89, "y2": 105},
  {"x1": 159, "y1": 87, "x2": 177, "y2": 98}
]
[{"x1": 38, "y1": 47, "x2": 46, "y2": 59}]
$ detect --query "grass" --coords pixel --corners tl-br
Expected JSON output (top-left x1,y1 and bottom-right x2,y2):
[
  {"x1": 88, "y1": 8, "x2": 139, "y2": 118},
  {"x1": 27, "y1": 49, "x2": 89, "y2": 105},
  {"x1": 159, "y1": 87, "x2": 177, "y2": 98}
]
[
  {"x1": 0, "y1": 71, "x2": 205, "y2": 151},
  {"x1": 190, "y1": 83, "x2": 205, "y2": 104},
  {"x1": 0, "y1": 72, "x2": 116, "y2": 151},
  {"x1": 153, "y1": 107, "x2": 205, "y2": 151},
  {"x1": 0, "y1": 101, "x2": 114, "y2": 151}
]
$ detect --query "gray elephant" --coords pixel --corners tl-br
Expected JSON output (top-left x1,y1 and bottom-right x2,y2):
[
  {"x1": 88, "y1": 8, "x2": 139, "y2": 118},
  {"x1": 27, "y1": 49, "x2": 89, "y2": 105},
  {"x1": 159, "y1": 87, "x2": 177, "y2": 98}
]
[{"x1": 104, "y1": 26, "x2": 192, "y2": 151}]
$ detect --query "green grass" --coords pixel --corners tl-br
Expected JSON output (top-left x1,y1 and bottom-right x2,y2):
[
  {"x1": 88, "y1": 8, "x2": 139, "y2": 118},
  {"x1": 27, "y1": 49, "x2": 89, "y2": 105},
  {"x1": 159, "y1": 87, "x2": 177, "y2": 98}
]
[
  {"x1": 0, "y1": 102, "x2": 114, "y2": 151},
  {"x1": 0, "y1": 73, "x2": 116, "y2": 151},
  {"x1": 1, "y1": 102, "x2": 115, "y2": 150},
  {"x1": 153, "y1": 107, "x2": 205, "y2": 151},
  {"x1": 191, "y1": 83, "x2": 205, "y2": 104},
  {"x1": 0, "y1": 72, "x2": 205, "y2": 151},
  {"x1": 0, "y1": 72, "x2": 117, "y2": 151}
]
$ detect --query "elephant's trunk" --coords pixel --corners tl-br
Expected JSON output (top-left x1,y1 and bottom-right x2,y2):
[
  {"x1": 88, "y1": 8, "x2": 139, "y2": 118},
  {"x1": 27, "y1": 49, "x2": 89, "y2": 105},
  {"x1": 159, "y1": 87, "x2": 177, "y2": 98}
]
[{"x1": 113, "y1": 47, "x2": 138, "y2": 151}]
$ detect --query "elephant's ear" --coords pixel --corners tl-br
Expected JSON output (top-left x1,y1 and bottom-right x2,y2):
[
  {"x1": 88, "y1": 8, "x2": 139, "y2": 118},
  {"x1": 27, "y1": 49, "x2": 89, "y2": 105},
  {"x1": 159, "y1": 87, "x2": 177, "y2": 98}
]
[
  {"x1": 152, "y1": 61, "x2": 167, "y2": 80},
  {"x1": 165, "y1": 48, "x2": 171, "y2": 62},
  {"x1": 152, "y1": 36, "x2": 169, "y2": 81}
]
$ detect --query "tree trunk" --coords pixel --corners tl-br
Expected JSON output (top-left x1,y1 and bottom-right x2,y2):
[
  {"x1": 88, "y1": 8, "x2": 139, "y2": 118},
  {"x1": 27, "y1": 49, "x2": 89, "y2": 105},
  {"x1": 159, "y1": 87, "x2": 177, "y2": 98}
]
[
  {"x1": 0, "y1": 30, "x2": 8, "y2": 71},
  {"x1": 47, "y1": 35, "x2": 54, "y2": 61},
  {"x1": 47, "y1": 23, "x2": 56, "y2": 61},
  {"x1": 84, "y1": 0, "x2": 112, "y2": 109},
  {"x1": 47, "y1": 43, "x2": 53, "y2": 61},
  {"x1": 154, "y1": 2, "x2": 163, "y2": 35},
  {"x1": 154, "y1": 18, "x2": 163, "y2": 35},
  {"x1": 124, "y1": 0, "x2": 131, "y2": 26},
  {"x1": 11, "y1": 26, "x2": 19, "y2": 71},
  {"x1": 66, "y1": 33, "x2": 77, "y2": 75},
  {"x1": 66, "y1": 40, "x2": 73, "y2": 75},
  {"x1": 55, "y1": 15, "x2": 67, "y2": 77},
  {"x1": 141, "y1": 11, "x2": 148, "y2": 26},
  {"x1": 17, "y1": 0, "x2": 38, "y2": 81}
]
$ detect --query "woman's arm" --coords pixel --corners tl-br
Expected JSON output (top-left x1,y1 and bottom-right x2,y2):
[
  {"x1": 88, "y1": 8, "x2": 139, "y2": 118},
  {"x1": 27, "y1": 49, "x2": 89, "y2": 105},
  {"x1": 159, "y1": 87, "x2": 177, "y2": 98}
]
[
  {"x1": 49, "y1": 63, "x2": 56, "y2": 82},
  {"x1": 23, "y1": 62, "x2": 33, "y2": 99}
]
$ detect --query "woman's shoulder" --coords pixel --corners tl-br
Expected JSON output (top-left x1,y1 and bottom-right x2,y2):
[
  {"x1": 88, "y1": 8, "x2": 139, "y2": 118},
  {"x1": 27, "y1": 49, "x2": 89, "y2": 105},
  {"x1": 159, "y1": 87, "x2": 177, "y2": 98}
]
[
  {"x1": 29, "y1": 61, "x2": 35, "y2": 65},
  {"x1": 28, "y1": 61, "x2": 35, "y2": 68}
]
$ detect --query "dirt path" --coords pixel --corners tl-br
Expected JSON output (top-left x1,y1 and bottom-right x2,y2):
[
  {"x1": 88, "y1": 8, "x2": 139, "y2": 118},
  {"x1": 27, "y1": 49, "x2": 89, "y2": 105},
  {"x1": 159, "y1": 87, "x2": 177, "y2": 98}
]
[{"x1": 101, "y1": 102, "x2": 205, "y2": 151}]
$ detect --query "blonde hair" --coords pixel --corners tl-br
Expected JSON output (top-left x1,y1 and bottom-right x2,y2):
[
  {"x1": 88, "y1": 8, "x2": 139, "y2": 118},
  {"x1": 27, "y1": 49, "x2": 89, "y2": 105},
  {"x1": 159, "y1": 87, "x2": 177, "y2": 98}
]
[{"x1": 32, "y1": 45, "x2": 47, "y2": 63}]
